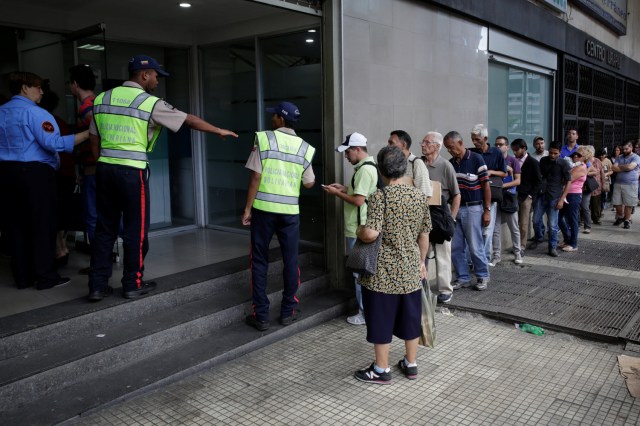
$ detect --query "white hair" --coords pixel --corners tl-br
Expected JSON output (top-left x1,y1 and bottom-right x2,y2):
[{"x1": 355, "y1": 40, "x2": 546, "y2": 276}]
[{"x1": 471, "y1": 124, "x2": 488, "y2": 138}]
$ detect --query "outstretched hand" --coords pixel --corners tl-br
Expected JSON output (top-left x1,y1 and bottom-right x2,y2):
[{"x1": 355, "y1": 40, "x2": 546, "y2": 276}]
[{"x1": 218, "y1": 128, "x2": 239, "y2": 139}]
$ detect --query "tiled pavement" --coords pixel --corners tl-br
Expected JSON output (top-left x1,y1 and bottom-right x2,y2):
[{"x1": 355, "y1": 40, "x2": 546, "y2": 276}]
[{"x1": 74, "y1": 313, "x2": 640, "y2": 425}]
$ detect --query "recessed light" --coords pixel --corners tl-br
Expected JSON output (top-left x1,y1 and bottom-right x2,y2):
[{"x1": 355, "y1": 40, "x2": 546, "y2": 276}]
[
  {"x1": 306, "y1": 39, "x2": 314, "y2": 43},
  {"x1": 308, "y1": 29, "x2": 316, "y2": 33},
  {"x1": 179, "y1": 2, "x2": 191, "y2": 7}
]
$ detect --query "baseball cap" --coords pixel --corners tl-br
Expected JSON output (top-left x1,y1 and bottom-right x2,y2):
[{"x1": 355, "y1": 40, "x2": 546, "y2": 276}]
[
  {"x1": 336, "y1": 132, "x2": 367, "y2": 152},
  {"x1": 266, "y1": 101, "x2": 301, "y2": 122},
  {"x1": 128, "y1": 54, "x2": 170, "y2": 77}
]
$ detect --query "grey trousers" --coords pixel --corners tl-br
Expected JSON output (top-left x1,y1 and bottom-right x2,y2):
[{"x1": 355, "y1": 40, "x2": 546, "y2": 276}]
[{"x1": 492, "y1": 210, "x2": 521, "y2": 260}]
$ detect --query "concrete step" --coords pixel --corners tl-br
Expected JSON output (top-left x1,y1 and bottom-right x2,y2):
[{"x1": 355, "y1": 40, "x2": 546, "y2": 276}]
[
  {"x1": 1, "y1": 289, "x2": 352, "y2": 426},
  {"x1": 0, "y1": 249, "x2": 351, "y2": 426},
  {"x1": 0, "y1": 250, "x2": 319, "y2": 360}
]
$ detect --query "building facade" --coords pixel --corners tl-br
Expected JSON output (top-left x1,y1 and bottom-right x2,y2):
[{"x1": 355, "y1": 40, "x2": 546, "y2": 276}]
[{"x1": 1, "y1": 0, "x2": 638, "y2": 287}]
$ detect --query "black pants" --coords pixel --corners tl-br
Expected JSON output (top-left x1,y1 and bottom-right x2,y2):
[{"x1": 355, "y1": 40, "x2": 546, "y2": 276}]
[
  {"x1": 89, "y1": 163, "x2": 150, "y2": 293},
  {"x1": 0, "y1": 161, "x2": 60, "y2": 289}
]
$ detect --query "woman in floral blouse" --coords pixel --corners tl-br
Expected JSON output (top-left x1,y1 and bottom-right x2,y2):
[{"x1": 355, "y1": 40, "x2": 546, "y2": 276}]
[{"x1": 354, "y1": 146, "x2": 432, "y2": 385}]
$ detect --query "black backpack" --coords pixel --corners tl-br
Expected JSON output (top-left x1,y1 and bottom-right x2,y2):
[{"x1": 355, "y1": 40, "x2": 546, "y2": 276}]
[{"x1": 428, "y1": 194, "x2": 456, "y2": 244}]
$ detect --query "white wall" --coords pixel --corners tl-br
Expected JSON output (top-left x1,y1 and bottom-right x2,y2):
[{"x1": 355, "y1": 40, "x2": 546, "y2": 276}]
[{"x1": 342, "y1": 0, "x2": 489, "y2": 170}]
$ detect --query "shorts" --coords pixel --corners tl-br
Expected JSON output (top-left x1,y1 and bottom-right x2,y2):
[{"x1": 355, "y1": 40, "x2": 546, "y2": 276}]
[
  {"x1": 361, "y1": 286, "x2": 422, "y2": 344},
  {"x1": 612, "y1": 183, "x2": 638, "y2": 207}
]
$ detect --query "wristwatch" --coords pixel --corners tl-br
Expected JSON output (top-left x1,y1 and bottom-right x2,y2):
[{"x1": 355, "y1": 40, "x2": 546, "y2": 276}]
[{"x1": 483, "y1": 206, "x2": 491, "y2": 212}]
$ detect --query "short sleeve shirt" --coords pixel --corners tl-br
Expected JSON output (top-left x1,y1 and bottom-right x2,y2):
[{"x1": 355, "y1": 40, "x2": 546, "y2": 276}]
[
  {"x1": 344, "y1": 156, "x2": 378, "y2": 238},
  {"x1": 90, "y1": 81, "x2": 187, "y2": 138},
  {"x1": 561, "y1": 143, "x2": 579, "y2": 159},
  {"x1": 406, "y1": 153, "x2": 432, "y2": 197},
  {"x1": 614, "y1": 153, "x2": 640, "y2": 184},
  {"x1": 245, "y1": 128, "x2": 315, "y2": 184},
  {"x1": 358, "y1": 184, "x2": 432, "y2": 294},
  {"x1": 450, "y1": 150, "x2": 489, "y2": 204},
  {"x1": 471, "y1": 146, "x2": 507, "y2": 173},
  {"x1": 423, "y1": 155, "x2": 460, "y2": 204}
]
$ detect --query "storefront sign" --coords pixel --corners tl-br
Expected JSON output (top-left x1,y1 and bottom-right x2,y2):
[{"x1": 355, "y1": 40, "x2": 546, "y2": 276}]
[
  {"x1": 584, "y1": 39, "x2": 621, "y2": 69},
  {"x1": 572, "y1": 0, "x2": 627, "y2": 35},
  {"x1": 541, "y1": 0, "x2": 567, "y2": 13}
]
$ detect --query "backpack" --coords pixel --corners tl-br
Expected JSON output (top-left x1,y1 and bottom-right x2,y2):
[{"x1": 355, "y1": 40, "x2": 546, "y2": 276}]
[{"x1": 352, "y1": 161, "x2": 385, "y2": 226}]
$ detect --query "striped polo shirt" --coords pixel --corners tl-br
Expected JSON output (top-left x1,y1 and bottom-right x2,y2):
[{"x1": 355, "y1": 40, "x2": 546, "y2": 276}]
[{"x1": 449, "y1": 149, "x2": 489, "y2": 204}]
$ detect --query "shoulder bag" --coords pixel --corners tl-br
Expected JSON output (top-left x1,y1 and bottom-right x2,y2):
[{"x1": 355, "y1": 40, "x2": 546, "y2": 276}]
[
  {"x1": 583, "y1": 175, "x2": 599, "y2": 194},
  {"x1": 346, "y1": 188, "x2": 387, "y2": 277},
  {"x1": 488, "y1": 176, "x2": 503, "y2": 203}
]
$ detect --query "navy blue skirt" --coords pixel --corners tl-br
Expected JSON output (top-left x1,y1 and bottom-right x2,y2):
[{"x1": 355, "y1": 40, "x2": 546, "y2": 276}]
[{"x1": 361, "y1": 286, "x2": 422, "y2": 344}]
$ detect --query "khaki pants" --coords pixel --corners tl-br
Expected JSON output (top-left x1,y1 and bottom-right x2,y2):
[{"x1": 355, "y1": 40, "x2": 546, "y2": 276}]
[{"x1": 518, "y1": 196, "x2": 533, "y2": 250}]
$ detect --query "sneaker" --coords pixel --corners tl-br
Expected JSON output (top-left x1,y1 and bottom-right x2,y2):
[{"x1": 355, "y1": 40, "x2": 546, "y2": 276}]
[
  {"x1": 347, "y1": 311, "x2": 366, "y2": 325},
  {"x1": 474, "y1": 277, "x2": 489, "y2": 291},
  {"x1": 548, "y1": 249, "x2": 559, "y2": 257},
  {"x1": 614, "y1": 218, "x2": 624, "y2": 226},
  {"x1": 123, "y1": 281, "x2": 157, "y2": 299},
  {"x1": 624, "y1": 220, "x2": 631, "y2": 229},
  {"x1": 397, "y1": 358, "x2": 418, "y2": 380},
  {"x1": 437, "y1": 293, "x2": 452, "y2": 304},
  {"x1": 562, "y1": 246, "x2": 577, "y2": 252},
  {"x1": 488, "y1": 257, "x2": 500, "y2": 267},
  {"x1": 451, "y1": 280, "x2": 472, "y2": 290},
  {"x1": 245, "y1": 315, "x2": 270, "y2": 331},
  {"x1": 354, "y1": 363, "x2": 392, "y2": 385},
  {"x1": 558, "y1": 241, "x2": 568, "y2": 248},
  {"x1": 583, "y1": 228, "x2": 591, "y2": 234},
  {"x1": 514, "y1": 253, "x2": 523, "y2": 264}
]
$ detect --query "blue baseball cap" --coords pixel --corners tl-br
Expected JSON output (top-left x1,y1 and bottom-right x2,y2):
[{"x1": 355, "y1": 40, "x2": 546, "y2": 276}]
[
  {"x1": 266, "y1": 101, "x2": 301, "y2": 122},
  {"x1": 128, "y1": 54, "x2": 170, "y2": 77}
]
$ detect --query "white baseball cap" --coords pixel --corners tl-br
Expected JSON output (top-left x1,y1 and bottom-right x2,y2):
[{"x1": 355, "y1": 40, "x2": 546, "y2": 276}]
[{"x1": 336, "y1": 132, "x2": 367, "y2": 152}]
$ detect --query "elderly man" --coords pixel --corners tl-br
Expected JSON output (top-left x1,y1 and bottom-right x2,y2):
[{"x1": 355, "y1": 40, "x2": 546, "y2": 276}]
[
  {"x1": 612, "y1": 141, "x2": 640, "y2": 229},
  {"x1": 444, "y1": 131, "x2": 491, "y2": 291},
  {"x1": 421, "y1": 131, "x2": 460, "y2": 303},
  {"x1": 388, "y1": 130, "x2": 432, "y2": 198},
  {"x1": 470, "y1": 124, "x2": 507, "y2": 264}
]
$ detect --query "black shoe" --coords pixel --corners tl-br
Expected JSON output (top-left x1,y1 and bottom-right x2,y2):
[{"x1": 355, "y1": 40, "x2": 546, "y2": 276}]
[
  {"x1": 246, "y1": 315, "x2": 270, "y2": 331},
  {"x1": 354, "y1": 363, "x2": 392, "y2": 385},
  {"x1": 279, "y1": 311, "x2": 299, "y2": 326},
  {"x1": 397, "y1": 358, "x2": 418, "y2": 380},
  {"x1": 88, "y1": 286, "x2": 114, "y2": 301},
  {"x1": 624, "y1": 220, "x2": 631, "y2": 229},
  {"x1": 123, "y1": 281, "x2": 157, "y2": 299},
  {"x1": 548, "y1": 249, "x2": 559, "y2": 257},
  {"x1": 614, "y1": 218, "x2": 624, "y2": 226},
  {"x1": 78, "y1": 266, "x2": 91, "y2": 275},
  {"x1": 36, "y1": 277, "x2": 71, "y2": 290},
  {"x1": 527, "y1": 240, "x2": 541, "y2": 250}
]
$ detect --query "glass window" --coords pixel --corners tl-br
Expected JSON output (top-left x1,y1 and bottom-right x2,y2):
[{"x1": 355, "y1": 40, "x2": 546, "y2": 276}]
[
  {"x1": 201, "y1": 28, "x2": 323, "y2": 243},
  {"x1": 489, "y1": 61, "x2": 553, "y2": 151}
]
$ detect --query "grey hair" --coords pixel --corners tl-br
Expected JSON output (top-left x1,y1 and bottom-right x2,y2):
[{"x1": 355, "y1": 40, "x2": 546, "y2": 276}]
[
  {"x1": 471, "y1": 124, "x2": 488, "y2": 138},
  {"x1": 377, "y1": 146, "x2": 407, "y2": 179},
  {"x1": 425, "y1": 131, "x2": 443, "y2": 146}
]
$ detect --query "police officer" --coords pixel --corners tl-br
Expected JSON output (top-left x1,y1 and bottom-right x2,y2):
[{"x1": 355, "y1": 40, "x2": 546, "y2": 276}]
[
  {"x1": 242, "y1": 102, "x2": 316, "y2": 330},
  {"x1": 0, "y1": 71, "x2": 89, "y2": 289},
  {"x1": 87, "y1": 54, "x2": 238, "y2": 301}
]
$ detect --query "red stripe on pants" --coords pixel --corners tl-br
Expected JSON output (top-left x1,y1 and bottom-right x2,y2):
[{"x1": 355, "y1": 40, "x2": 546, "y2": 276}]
[{"x1": 136, "y1": 170, "x2": 146, "y2": 289}]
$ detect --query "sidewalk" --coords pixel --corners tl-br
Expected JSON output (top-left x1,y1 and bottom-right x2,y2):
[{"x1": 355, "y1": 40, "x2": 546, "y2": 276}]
[{"x1": 74, "y1": 314, "x2": 639, "y2": 425}]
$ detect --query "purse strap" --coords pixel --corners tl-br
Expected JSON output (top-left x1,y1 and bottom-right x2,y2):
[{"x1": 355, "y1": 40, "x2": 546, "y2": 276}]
[{"x1": 357, "y1": 187, "x2": 387, "y2": 233}]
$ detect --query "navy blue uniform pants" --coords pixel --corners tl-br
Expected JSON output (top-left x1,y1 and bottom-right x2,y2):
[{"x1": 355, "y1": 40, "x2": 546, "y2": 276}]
[
  {"x1": 0, "y1": 161, "x2": 60, "y2": 289},
  {"x1": 250, "y1": 208, "x2": 300, "y2": 322},
  {"x1": 89, "y1": 163, "x2": 150, "y2": 293}
]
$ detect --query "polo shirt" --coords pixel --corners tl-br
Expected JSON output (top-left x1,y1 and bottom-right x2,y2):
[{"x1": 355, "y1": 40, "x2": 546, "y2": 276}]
[
  {"x1": 560, "y1": 143, "x2": 578, "y2": 158},
  {"x1": 450, "y1": 149, "x2": 488, "y2": 204},
  {"x1": 423, "y1": 154, "x2": 460, "y2": 203},
  {"x1": 470, "y1": 146, "x2": 507, "y2": 173}
]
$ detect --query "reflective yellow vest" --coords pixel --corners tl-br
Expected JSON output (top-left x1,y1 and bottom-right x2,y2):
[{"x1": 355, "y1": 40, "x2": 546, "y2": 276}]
[
  {"x1": 253, "y1": 130, "x2": 315, "y2": 215},
  {"x1": 93, "y1": 86, "x2": 162, "y2": 169}
]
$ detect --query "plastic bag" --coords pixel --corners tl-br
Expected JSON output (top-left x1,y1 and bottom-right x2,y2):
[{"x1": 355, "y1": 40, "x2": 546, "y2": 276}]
[{"x1": 418, "y1": 279, "x2": 437, "y2": 348}]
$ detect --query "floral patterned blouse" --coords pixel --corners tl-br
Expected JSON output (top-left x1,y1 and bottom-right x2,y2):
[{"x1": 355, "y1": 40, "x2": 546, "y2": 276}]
[{"x1": 359, "y1": 184, "x2": 432, "y2": 294}]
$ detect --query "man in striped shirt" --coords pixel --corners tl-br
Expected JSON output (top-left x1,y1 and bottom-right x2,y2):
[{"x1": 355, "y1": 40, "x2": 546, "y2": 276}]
[{"x1": 443, "y1": 131, "x2": 492, "y2": 291}]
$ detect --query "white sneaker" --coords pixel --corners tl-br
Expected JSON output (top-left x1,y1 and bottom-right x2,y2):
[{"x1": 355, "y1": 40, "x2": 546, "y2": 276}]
[
  {"x1": 347, "y1": 311, "x2": 366, "y2": 325},
  {"x1": 488, "y1": 257, "x2": 500, "y2": 267},
  {"x1": 514, "y1": 253, "x2": 523, "y2": 264}
]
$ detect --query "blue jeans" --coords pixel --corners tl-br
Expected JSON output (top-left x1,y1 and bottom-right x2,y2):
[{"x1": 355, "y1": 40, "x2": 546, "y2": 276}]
[
  {"x1": 533, "y1": 196, "x2": 559, "y2": 250},
  {"x1": 346, "y1": 237, "x2": 363, "y2": 312},
  {"x1": 452, "y1": 205, "x2": 488, "y2": 282},
  {"x1": 482, "y1": 201, "x2": 497, "y2": 261},
  {"x1": 558, "y1": 193, "x2": 581, "y2": 248}
]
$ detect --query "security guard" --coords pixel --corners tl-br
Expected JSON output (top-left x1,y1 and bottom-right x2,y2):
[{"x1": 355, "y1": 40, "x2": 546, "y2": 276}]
[
  {"x1": 242, "y1": 102, "x2": 316, "y2": 330},
  {"x1": 88, "y1": 54, "x2": 238, "y2": 301},
  {"x1": 0, "y1": 71, "x2": 89, "y2": 289}
]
